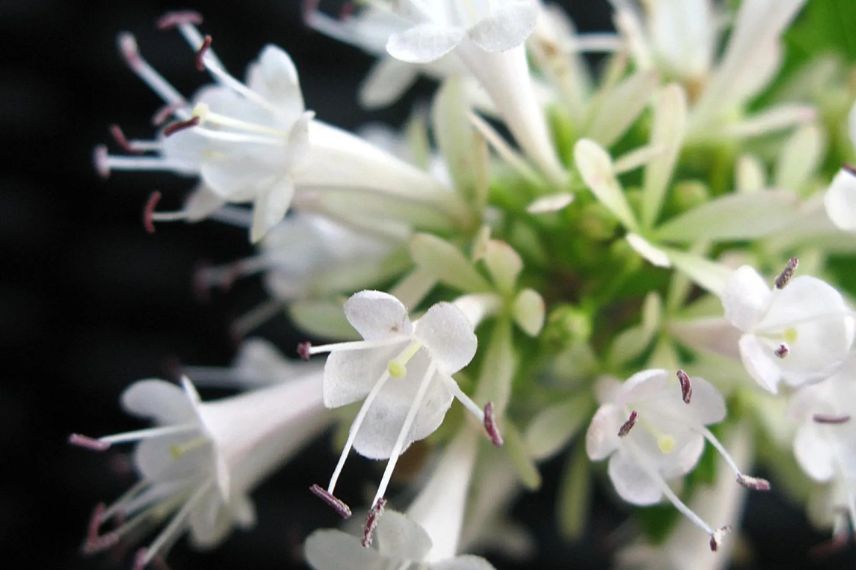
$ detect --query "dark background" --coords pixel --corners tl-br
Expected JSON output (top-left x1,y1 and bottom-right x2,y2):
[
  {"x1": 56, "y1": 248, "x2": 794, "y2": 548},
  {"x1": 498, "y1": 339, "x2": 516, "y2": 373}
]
[{"x1": 2, "y1": 0, "x2": 855, "y2": 568}]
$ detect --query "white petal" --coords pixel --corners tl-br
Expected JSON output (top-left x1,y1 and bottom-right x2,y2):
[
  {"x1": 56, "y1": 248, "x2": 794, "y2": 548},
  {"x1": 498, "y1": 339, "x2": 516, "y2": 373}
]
[
  {"x1": 359, "y1": 57, "x2": 420, "y2": 108},
  {"x1": 585, "y1": 403, "x2": 622, "y2": 461},
  {"x1": 824, "y1": 168, "x2": 856, "y2": 232},
  {"x1": 374, "y1": 510, "x2": 432, "y2": 561},
  {"x1": 246, "y1": 45, "x2": 304, "y2": 123},
  {"x1": 738, "y1": 334, "x2": 781, "y2": 393},
  {"x1": 120, "y1": 379, "x2": 196, "y2": 424},
  {"x1": 386, "y1": 23, "x2": 465, "y2": 64},
  {"x1": 608, "y1": 449, "x2": 663, "y2": 505},
  {"x1": 467, "y1": 2, "x2": 536, "y2": 52},
  {"x1": 353, "y1": 356, "x2": 453, "y2": 459},
  {"x1": 344, "y1": 290, "x2": 413, "y2": 340},
  {"x1": 132, "y1": 431, "x2": 211, "y2": 482},
  {"x1": 183, "y1": 185, "x2": 226, "y2": 222},
  {"x1": 686, "y1": 375, "x2": 727, "y2": 425},
  {"x1": 250, "y1": 178, "x2": 295, "y2": 243},
  {"x1": 721, "y1": 265, "x2": 771, "y2": 331},
  {"x1": 188, "y1": 489, "x2": 229, "y2": 549},
  {"x1": 793, "y1": 425, "x2": 837, "y2": 482},
  {"x1": 413, "y1": 302, "x2": 478, "y2": 374},
  {"x1": 658, "y1": 432, "x2": 705, "y2": 479},
  {"x1": 525, "y1": 192, "x2": 574, "y2": 214},
  {"x1": 304, "y1": 529, "x2": 386, "y2": 570},
  {"x1": 626, "y1": 233, "x2": 671, "y2": 268},
  {"x1": 323, "y1": 343, "x2": 403, "y2": 409}
]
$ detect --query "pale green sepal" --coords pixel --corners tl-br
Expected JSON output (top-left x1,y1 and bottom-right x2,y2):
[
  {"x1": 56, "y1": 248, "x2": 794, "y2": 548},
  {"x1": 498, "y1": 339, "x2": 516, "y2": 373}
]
[
  {"x1": 289, "y1": 299, "x2": 360, "y2": 340},
  {"x1": 558, "y1": 442, "x2": 591, "y2": 540},
  {"x1": 475, "y1": 319, "x2": 516, "y2": 416},
  {"x1": 583, "y1": 71, "x2": 658, "y2": 148},
  {"x1": 641, "y1": 84, "x2": 687, "y2": 229},
  {"x1": 663, "y1": 249, "x2": 732, "y2": 296},
  {"x1": 653, "y1": 190, "x2": 800, "y2": 243},
  {"x1": 607, "y1": 292, "x2": 662, "y2": 368},
  {"x1": 574, "y1": 139, "x2": 638, "y2": 231},
  {"x1": 512, "y1": 289, "x2": 545, "y2": 337},
  {"x1": 503, "y1": 419, "x2": 541, "y2": 491},
  {"x1": 524, "y1": 395, "x2": 591, "y2": 461},
  {"x1": 774, "y1": 123, "x2": 825, "y2": 192},
  {"x1": 483, "y1": 240, "x2": 523, "y2": 295},
  {"x1": 735, "y1": 154, "x2": 766, "y2": 193},
  {"x1": 410, "y1": 233, "x2": 492, "y2": 293},
  {"x1": 626, "y1": 233, "x2": 671, "y2": 267},
  {"x1": 389, "y1": 268, "x2": 438, "y2": 310}
]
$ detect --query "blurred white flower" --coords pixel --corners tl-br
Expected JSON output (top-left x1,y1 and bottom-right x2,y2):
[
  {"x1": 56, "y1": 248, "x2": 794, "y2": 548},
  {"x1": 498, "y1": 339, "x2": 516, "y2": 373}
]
[
  {"x1": 586, "y1": 369, "x2": 768, "y2": 550},
  {"x1": 721, "y1": 262, "x2": 855, "y2": 393},
  {"x1": 96, "y1": 15, "x2": 457, "y2": 241},
  {"x1": 305, "y1": 510, "x2": 495, "y2": 570},
  {"x1": 71, "y1": 368, "x2": 329, "y2": 568},
  {"x1": 303, "y1": 290, "x2": 500, "y2": 517}
]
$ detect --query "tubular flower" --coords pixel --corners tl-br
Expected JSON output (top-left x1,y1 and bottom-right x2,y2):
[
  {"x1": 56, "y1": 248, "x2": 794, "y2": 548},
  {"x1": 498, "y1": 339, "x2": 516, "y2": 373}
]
[
  {"x1": 96, "y1": 14, "x2": 456, "y2": 242},
  {"x1": 586, "y1": 369, "x2": 769, "y2": 551},
  {"x1": 303, "y1": 290, "x2": 500, "y2": 517},
  {"x1": 70, "y1": 371, "x2": 329, "y2": 569},
  {"x1": 789, "y1": 356, "x2": 856, "y2": 536},
  {"x1": 721, "y1": 263, "x2": 855, "y2": 394}
]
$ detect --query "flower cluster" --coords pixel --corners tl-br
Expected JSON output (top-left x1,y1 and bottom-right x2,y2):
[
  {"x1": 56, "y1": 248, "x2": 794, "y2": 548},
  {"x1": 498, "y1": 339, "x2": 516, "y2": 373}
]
[{"x1": 75, "y1": 2, "x2": 856, "y2": 568}]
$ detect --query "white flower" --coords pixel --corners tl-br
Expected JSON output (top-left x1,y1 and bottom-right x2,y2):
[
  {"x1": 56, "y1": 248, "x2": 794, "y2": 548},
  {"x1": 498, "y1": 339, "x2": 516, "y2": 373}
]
[
  {"x1": 70, "y1": 367, "x2": 329, "y2": 568},
  {"x1": 721, "y1": 262, "x2": 855, "y2": 393},
  {"x1": 305, "y1": 510, "x2": 495, "y2": 570},
  {"x1": 302, "y1": 290, "x2": 500, "y2": 517},
  {"x1": 586, "y1": 369, "x2": 768, "y2": 550},
  {"x1": 788, "y1": 356, "x2": 856, "y2": 535},
  {"x1": 96, "y1": 15, "x2": 457, "y2": 242}
]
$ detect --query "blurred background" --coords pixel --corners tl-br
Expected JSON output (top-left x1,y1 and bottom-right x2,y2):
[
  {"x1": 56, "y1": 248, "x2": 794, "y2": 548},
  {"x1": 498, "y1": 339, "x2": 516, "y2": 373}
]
[{"x1": 2, "y1": 0, "x2": 855, "y2": 568}]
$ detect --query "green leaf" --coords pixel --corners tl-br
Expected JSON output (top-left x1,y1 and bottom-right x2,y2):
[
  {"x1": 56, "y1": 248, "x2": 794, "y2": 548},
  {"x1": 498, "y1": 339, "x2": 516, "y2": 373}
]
[
  {"x1": 524, "y1": 395, "x2": 591, "y2": 461},
  {"x1": 558, "y1": 443, "x2": 591, "y2": 540},
  {"x1": 475, "y1": 319, "x2": 516, "y2": 415}
]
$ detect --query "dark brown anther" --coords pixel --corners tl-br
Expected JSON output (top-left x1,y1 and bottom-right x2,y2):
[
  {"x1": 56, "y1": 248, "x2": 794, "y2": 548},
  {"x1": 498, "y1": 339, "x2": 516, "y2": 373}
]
[
  {"x1": 156, "y1": 11, "x2": 203, "y2": 30},
  {"x1": 737, "y1": 474, "x2": 771, "y2": 491},
  {"x1": 618, "y1": 410, "x2": 638, "y2": 437},
  {"x1": 813, "y1": 414, "x2": 851, "y2": 425},
  {"x1": 109, "y1": 124, "x2": 144, "y2": 154},
  {"x1": 361, "y1": 497, "x2": 387, "y2": 548},
  {"x1": 162, "y1": 116, "x2": 200, "y2": 137},
  {"x1": 195, "y1": 35, "x2": 213, "y2": 72},
  {"x1": 309, "y1": 484, "x2": 352, "y2": 519},
  {"x1": 774, "y1": 344, "x2": 789, "y2": 358},
  {"x1": 483, "y1": 401, "x2": 503, "y2": 447},
  {"x1": 297, "y1": 342, "x2": 312, "y2": 361},
  {"x1": 677, "y1": 369, "x2": 692, "y2": 404},
  {"x1": 775, "y1": 257, "x2": 799, "y2": 289},
  {"x1": 143, "y1": 191, "x2": 162, "y2": 234}
]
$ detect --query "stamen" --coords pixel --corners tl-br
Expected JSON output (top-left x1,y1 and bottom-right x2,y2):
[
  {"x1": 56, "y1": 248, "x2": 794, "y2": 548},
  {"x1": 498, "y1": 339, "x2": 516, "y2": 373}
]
[
  {"x1": 618, "y1": 410, "x2": 638, "y2": 437},
  {"x1": 94, "y1": 145, "x2": 110, "y2": 178},
  {"x1": 774, "y1": 257, "x2": 799, "y2": 289},
  {"x1": 676, "y1": 369, "x2": 692, "y2": 404},
  {"x1": 709, "y1": 525, "x2": 731, "y2": 552},
  {"x1": 139, "y1": 483, "x2": 210, "y2": 567},
  {"x1": 736, "y1": 474, "x2": 771, "y2": 491},
  {"x1": 361, "y1": 497, "x2": 386, "y2": 548},
  {"x1": 117, "y1": 33, "x2": 186, "y2": 107},
  {"x1": 109, "y1": 125, "x2": 144, "y2": 154},
  {"x1": 297, "y1": 341, "x2": 312, "y2": 361},
  {"x1": 143, "y1": 191, "x2": 162, "y2": 234},
  {"x1": 483, "y1": 401, "x2": 504, "y2": 447},
  {"x1": 99, "y1": 423, "x2": 199, "y2": 446},
  {"x1": 813, "y1": 414, "x2": 851, "y2": 424},
  {"x1": 195, "y1": 35, "x2": 213, "y2": 72},
  {"x1": 698, "y1": 427, "x2": 771, "y2": 492},
  {"x1": 83, "y1": 503, "x2": 109, "y2": 552},
  {"x1": 162, "y1": 116, "x2": 200, "y2": 137},
  {"x1": 69, "y1": 433, "x2": 111, "y2": 451},
  {"x1": 151, "y1": 103, "x2": 183, "y2": 127},
  {"x1": 229, "y1": 299, "x2": 284, "y2": 340},
  {"x1": 774, "y1": 343, "x2": 789, "y2": 358},
  {"x1": 370, "y1": 363, "x2": 437, "y2": 507},
  {"x1": 156, "y1": 11, "x2": 203, "y2": 30},
  {"x1": 307, "y1": 337, "x2": 404, "y2": 356},
  {"x1": 309, "y1": 484, "x2": 352, "y2": 518}
]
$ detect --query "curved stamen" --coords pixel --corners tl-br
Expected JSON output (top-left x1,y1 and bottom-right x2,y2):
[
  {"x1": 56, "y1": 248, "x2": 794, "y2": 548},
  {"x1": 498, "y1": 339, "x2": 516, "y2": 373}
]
[
  {"x1": 143, "y1": 191, "x2": 163, "y2": 234},
  {"x1": 361, "y1": 497, "x2": 386, "y2": 548},
  {"x1": 696, "y1": 426, "x2": 770, "y2": 491},
  {"x1": 156, "y1": 11, "x2": 203, "y2": 30},
  {"x1": 195, "y1": 35, "x2": 213, "y2": 72},
  {"x1": 118, "y1": 33, "x2": 187, "y2": 108}
]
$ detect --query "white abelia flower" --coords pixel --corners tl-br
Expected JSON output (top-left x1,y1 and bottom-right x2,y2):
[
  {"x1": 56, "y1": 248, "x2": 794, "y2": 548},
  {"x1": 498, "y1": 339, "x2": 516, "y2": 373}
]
[
  {"x1": 789, "y1": 357, "x2": 856, "y2": 534},
  {"x1": 378, "y1": 0, "x2": 566, "y2": 185},
  {"x1": 305, "y1": 510, "x2": 495, "y2": 570},
  {"x1": 302, "y1": 290, "x2": 500, "y2": 517},
  {"x1": 96, "y1": 15, "x2": 454, "y2": 242},
  {"x1": 586, "y1": 369, "x2": 769, "y2": 550},
  {"x1": 721, "y1": 262, "x2": 855, "y2": 393},
  {"x1": 70, "y1": 369, "x2": 329, "y2": 568}
]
